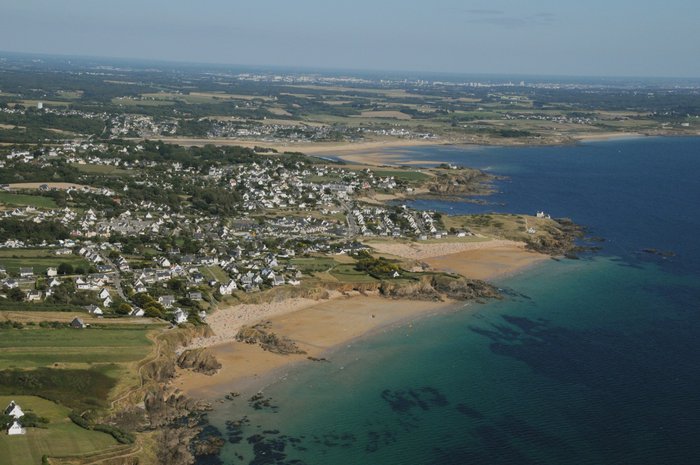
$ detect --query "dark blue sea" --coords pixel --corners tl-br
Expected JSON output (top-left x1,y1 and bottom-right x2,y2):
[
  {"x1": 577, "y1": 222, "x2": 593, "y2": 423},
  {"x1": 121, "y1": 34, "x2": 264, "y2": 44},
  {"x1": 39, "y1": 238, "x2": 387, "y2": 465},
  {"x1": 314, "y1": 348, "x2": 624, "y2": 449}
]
[{"x1": 207, "y1": 137, "x2": 700, "y2": 465}]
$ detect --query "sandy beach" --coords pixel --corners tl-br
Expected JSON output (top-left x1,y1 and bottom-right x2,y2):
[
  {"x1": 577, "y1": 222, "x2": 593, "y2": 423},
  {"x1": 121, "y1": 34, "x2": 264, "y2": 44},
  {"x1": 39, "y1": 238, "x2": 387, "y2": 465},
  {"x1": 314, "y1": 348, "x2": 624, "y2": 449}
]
[
  {"x1": 366, "y1": 238, "x2": 549, "y2": 280},
  {"x1": 173, "y1": 295, "x2": 457, "y2": 399},
  {"x1": 572, "y1": 132, "x2": 645, "y2": 142},
  {"x1": 173, "y1": 238, "x2": 546, "y2": 399}
]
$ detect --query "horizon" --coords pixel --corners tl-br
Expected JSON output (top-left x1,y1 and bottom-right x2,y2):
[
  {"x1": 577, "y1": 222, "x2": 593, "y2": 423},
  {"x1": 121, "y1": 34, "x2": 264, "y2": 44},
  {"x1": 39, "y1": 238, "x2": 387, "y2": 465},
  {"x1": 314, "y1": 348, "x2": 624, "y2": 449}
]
[
  {"x1": 1, "y1": 0, "x2": 699, "y2": 79},
  {"x1": 2, "y1": 49, "x2": 699, "y2": 83}
]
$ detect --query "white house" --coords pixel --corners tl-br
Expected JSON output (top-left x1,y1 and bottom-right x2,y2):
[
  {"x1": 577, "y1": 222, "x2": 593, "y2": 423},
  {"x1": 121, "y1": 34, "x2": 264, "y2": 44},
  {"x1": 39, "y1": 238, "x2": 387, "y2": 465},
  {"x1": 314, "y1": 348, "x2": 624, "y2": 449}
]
[
  {"x1": 7, "y1": 420, "x2": 25, "y2": 435},
  {"x1": 158, "y1": 295, "x2": 175, "y2": 308},
  {"x1": 173, "y1": 308, "x2": 189, "y2": 324},
  {"x1": 218, "y1": 280, "x2": 237, "y2": 295},
  {"x1": 86, "y1": 304, "x2": 103, "y2": 316},
  {"x1": 130, "y1": 307, "x2": 145, "y2": 317},
  {"x1": 98, "y1": 288, "x2": 110, "y2": 300},
  {"x1": 26, "y1": 290, "x2": 42, "y2": 302},
  {"x1": 4, "y1": 401, "x2": 24, "y2": 419},
  {"x1": 46, "y1": 267, "x2": 58, "y2": 277}
]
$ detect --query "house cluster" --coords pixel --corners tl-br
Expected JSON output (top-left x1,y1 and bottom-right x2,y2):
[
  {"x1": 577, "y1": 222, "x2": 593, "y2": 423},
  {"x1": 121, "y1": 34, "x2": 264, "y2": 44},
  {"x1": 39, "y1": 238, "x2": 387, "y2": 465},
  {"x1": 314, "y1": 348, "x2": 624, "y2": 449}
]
[
  {"x1": 108, "y1": 113, "x2": 178, "y2": 138},
  {"x1": 360, "y1": 126, "x2": 438, "y2": 140},
  {"x1": 349, "y1": 206, "x2": 441, "y2": 238},
  {"x1": 204, "y1": 118, "x2": 363, "y2": 144},
  {"x1": 4, "y1": 401, "x2": 26, "y2": 436},
  {"x1": 503, "y1": 112, "x2": 595, "y2": 125}
]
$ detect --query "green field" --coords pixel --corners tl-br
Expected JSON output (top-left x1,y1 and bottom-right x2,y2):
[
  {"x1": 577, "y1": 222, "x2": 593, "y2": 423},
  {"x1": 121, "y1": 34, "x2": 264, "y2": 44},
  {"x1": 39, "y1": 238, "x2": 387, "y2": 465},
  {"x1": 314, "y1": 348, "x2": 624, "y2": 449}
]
[
  {"x1": 0, "y1": 395, "x2": 118, "y2": 465},
  {"x1": 371, "y1": 169, "x2": 431, "y2": 182},
  {"x1": 0, "y1": 193, "x2": 58, "y2": 209},
  {"x1": 329, "y1": 264, "x2": 379, "y2": 283},
  {"x1": 70, "y1": 163, "x2": 133, "y2": 176},
  {"x1": 0, "y1": 249, "x2": 89, "y2": 276},
  {"x1": 203, "y1": 265, "x2": 230, "y2": 283},
  {"x1": 0, "y1": 325, "x2": 152, "y2": 369},
  {"x1": 289, "y1": 257, "x2": 338, "y2": 273}
]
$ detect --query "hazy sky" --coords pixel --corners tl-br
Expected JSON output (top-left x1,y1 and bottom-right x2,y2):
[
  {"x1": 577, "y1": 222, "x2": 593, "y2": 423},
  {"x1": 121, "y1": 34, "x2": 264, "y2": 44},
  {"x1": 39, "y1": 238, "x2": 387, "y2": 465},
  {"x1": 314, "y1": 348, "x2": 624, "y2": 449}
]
[{"x1": 1, "y1": 0, "x2": 698, "y2": 77}]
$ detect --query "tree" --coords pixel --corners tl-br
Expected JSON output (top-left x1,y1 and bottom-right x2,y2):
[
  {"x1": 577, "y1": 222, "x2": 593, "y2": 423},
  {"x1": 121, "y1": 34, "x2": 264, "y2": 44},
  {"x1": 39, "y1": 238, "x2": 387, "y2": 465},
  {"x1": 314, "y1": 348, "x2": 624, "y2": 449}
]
[
  {"x1": 115, "y1": 302, "x2": 132, "y2": 315},
  {"x1": 57, "y1": 263, "x2": 74, "y2": 275},
  {"x1": 6, "y1": 287, "x2": 24, "y2": 302}
]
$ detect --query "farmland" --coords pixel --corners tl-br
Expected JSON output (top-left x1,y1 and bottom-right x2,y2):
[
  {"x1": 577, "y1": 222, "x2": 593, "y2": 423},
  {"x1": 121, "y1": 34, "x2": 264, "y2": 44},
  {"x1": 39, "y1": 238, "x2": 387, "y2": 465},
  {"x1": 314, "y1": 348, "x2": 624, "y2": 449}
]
[{"x1": 0, "y1": 324, "x2": 153, "y2": 369}]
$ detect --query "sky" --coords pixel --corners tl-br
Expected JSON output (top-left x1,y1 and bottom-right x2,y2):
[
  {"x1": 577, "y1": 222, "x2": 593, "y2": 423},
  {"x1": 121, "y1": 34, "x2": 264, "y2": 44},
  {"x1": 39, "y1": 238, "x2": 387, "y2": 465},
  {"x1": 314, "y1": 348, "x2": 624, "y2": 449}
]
[{"x1": 0, "y1": 0, "x2": 699, "y2": 77}]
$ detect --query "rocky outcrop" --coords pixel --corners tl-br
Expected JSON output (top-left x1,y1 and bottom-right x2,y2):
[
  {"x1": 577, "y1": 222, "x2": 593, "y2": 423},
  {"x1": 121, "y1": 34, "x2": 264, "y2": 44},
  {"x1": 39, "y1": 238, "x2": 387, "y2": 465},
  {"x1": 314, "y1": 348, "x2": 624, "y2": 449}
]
[
  {"x1": 525, "y1": 217, "x2": 586, "y2": 256},
  {"x1": 236, "y1": 323, "x2": 306, "y2": 355},
  {"x1": 379, "y1": 275, "x2": 500, "y2": 301},
  {"x1": 144, "y1": 387, "x2": 207, "y2": 429},
  {"x1": 177, "y1": 348, "x2": 221, "y2": 376},
  {"x1": 425, "y1": 170, "x2": 495, "y2": 196}
]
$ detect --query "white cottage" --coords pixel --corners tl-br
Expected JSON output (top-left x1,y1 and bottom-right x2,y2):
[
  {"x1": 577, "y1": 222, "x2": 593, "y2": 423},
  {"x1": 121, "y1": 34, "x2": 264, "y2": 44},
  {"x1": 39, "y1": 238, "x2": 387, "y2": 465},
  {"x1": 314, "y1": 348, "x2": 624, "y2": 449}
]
[
  {"x1": 4, "y1": 401, "x2": 24, "y2": 419},
  {"x1": 173, "y1": 308, "x2": 189, "y2": 325},
  {"x1": 7, "y1": 420, "x2": 25, "y2": 435}
]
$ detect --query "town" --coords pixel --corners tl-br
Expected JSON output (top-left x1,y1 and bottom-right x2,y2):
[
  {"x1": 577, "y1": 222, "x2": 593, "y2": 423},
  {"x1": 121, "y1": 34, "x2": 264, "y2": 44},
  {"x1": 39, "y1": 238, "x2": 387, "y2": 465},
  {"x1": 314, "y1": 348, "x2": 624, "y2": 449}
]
[{"x1": 0, "y1": 140, "x2": 469, "y2": 326}]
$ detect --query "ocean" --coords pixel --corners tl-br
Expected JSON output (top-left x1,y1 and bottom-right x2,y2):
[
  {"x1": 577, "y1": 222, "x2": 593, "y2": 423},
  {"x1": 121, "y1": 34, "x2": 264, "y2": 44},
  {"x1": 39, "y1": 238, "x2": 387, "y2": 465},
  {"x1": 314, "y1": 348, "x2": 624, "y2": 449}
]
[{"x1": 203, "y1": 137, "x2": 700, "y2": 465}]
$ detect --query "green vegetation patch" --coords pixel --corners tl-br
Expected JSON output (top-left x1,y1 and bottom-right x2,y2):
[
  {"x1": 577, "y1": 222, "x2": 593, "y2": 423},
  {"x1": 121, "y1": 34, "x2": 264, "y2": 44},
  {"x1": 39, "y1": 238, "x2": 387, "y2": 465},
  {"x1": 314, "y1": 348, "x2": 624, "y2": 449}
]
[
  {"x1": 289, "y1": 257, "x2": 338, "y2": 273},
  {"x1": 0, "y1": 395, "x2": 117, "y2": 465},
  {"x1": 0, "y1": 193, "x2": 58, "y2": 209},
  {"x1": 0, "y1": 325, "x2": 152, "y2": 370},
  {"x1": 0, "y1": 249, "x2": 89, "y2": 276},
  {"x1": 371, "y1": 169, "x2": 431, "y2": 183},
  {"x1": 203, "y1": 265, "x2": 230, "y2": 283},
  {"x1": 329, "y1": 264, "x2": 379, "y2": 283},
  {"x1": 70, "y1": 163, "x2": 133, "y2": 176},
  {"x1": 0, "y1": 367, "x2": 116, "y2": 411}
]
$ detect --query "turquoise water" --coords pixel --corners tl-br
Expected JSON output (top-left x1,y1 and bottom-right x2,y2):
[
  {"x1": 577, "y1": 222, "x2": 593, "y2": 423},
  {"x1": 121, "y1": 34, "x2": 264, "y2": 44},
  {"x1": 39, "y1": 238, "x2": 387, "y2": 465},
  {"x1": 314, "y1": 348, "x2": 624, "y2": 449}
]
[{"x1": 203, "y1": 137, "x2": 700, "y2": 465}]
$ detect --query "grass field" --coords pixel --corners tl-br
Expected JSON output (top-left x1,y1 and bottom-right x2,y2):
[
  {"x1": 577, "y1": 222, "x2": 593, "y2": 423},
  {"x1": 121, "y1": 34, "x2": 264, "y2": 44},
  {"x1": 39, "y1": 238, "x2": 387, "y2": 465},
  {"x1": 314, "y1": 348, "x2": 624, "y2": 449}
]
[
  {"x1": 329, "y1": 264, "x2": 379, "y2": 283},
  {"x1": 442, "y1": 213, "x2": 560, "y2": 243},
  {"x1": 289, "y1": 257, "x2": 338, "y2": 273},
  {"x1": 0, "y1": 249, "x2": 89, "y2": 276},
  {"x1": 0, "y1": 193, "x2": 58, "y2": 209},
  {"x1": 70, "y1": 163, "x2": 133, "y2": 176},
  {"x1": 0, "y1": 325, "x2": 153, "y2": 370},
  {"x1": 0, "y1": 395, "x2": 118, "y2": 465},
  {"x1": 371, "y1": 169, "x2": 431, "y2": 182},
  {"x1": 203, "y1": 265, "x2": 230, "y2": 283}
]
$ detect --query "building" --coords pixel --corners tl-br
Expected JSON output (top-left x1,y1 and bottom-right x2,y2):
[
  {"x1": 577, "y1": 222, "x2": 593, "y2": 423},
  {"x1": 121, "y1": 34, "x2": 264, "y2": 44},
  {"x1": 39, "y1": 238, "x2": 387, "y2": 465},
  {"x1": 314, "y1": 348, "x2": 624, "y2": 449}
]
[
  {"x1": 70, "y1": 317, "x2": 86, "y2": 329},
  {"x1": 173, "y1": 308, "x2": 189, "y2": 325},
  {"x1": 4, "y1": 401, "x2": 26, "y2": 436},
  {"x1": 4, "y1": 401, "x2": 24, "y2": 419},
  {"x1": 7, "y1": 420, "x2": 26, "y2": 435},
  {"x1": 19, "y1": 267, "x2": 34, "y2": 278},
  {"x1": 85, "y1": 304, "x2": 103, "y2": 316}
]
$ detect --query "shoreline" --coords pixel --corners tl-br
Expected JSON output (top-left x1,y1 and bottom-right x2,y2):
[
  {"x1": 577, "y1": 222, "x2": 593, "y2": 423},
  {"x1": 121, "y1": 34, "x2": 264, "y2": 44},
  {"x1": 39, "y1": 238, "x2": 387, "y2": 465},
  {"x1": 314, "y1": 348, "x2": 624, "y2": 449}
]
[
  {"x1": 326, "y1": 132, "x2": 651, "y2": 166},
  {"x1": 144, "y1": 132, "x2": 653, "y2": 159},
  {"x1": 172, "y1": 240, "x2": 548, "y2": 401}
]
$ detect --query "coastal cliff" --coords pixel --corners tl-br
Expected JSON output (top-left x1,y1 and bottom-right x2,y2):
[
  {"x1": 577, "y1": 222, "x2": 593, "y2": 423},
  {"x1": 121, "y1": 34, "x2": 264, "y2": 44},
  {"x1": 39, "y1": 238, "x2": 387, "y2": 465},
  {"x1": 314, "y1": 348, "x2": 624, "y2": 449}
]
[{"x1": 425, "y1": 169, "x2": 496, "y2": 196}]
